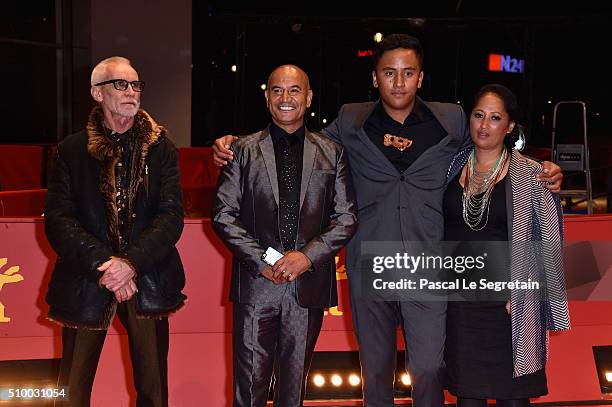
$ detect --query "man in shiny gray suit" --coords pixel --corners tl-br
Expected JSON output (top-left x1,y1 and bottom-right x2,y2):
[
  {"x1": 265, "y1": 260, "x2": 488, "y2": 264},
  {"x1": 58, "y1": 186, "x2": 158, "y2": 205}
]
[{"x1": 212, "y1": 64, "x2": 357, "y2": 407}]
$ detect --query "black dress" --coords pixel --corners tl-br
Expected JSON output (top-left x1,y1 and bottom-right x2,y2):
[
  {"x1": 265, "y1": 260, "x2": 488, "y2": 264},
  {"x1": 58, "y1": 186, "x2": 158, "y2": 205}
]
[{"x1": 443, "y1": 172, "x2": 547, "y2": 399}]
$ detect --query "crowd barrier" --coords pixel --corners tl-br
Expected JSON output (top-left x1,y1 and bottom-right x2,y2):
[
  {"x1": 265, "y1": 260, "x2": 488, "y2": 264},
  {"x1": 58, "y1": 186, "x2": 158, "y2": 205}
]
[
  {"x1": 0, "y1": 145, "x2": 220, "y2": 218},
  {"x1": 2, "y1": 145, "x2": 612, "y2": 405},
  {"x1": 0, "y1": 144, "x2": 50, "y2": 191},
  {"x1": 0, "y1": 189, "x2": 47, "y2": 217},
  {"x1": 0, "y1": 144, "x2": 219, "y2": 190},
  {"x1": 0, "y1": 214, "x2": 611, "y2": 405}
]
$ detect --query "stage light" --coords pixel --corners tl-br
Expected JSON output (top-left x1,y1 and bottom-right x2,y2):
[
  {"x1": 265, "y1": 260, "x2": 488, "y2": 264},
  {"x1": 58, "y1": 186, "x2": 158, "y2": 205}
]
[
  {"x1": 400, "y1": 373, "x2": 411, "y2": 386},
  {"x1": 305, "y1": 351, "x2": 411, "y2": 400},
  {"x1": 231, "y1": 65, "x2": 237, "y2": 72},
  {"x1": 374, "y1": 33, "x2": 383, "y2": 43},
  {"x1": 322, "y1": 118, "x2": 327, "y2": 124},
  {"x1": 593, "y1": 346, "x2": 612, "y2": 393},
  {"x1": 260, "y1": 84, "x2": 266, "y2": 91},
  {"x1": 313, "y1": 374, "x2": 325, "y2": 387},
  {"x1": 331, "y1": 374, "x2": 343, "y2": 386},
  {"x1": 310, "y1": 112, "x2": 316, "y2": 117},
  {"x1": 547, "y1": 100, "x2": 552, "y2": 104}
]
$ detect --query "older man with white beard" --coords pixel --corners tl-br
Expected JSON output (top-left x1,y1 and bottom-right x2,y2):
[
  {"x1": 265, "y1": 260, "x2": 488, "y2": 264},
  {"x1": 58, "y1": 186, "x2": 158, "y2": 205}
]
[{"x1": 45, "y1": 56, "x2": 186, "y2": 406}]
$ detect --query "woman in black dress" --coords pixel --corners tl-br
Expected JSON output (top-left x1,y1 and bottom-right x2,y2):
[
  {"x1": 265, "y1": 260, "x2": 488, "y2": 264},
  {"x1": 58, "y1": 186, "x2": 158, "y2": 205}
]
[{"x1": 443, "y1": 84, "x2": 570, "y2": 407}]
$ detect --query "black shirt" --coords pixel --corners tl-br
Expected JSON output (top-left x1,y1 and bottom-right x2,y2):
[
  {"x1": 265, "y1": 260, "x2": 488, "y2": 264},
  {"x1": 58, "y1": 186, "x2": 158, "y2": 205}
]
[
  {"x1": 270, "y1": 122, "x2": 305, "y2": 184},
  {"x1": 106, "y1": 127, "x2": 134, "y2": 250},
  {"x1": 363, "y1": 99, "x2": 448, "y2": 173},
  {"x1": 270, "y1": 122, "x2": 305, "y2": 251}
]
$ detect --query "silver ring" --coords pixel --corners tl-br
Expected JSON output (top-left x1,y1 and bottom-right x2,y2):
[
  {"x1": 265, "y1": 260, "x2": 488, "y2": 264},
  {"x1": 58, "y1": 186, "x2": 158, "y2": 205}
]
[{"x1": 281, "y1": 269, "x2": 286, "y2": 274}]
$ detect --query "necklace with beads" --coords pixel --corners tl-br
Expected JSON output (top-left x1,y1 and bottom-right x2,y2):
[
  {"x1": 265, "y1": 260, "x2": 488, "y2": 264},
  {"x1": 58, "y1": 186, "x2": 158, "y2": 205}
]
[{"x1": 462, "y1": 148, "x2": 508, "y2": 231}]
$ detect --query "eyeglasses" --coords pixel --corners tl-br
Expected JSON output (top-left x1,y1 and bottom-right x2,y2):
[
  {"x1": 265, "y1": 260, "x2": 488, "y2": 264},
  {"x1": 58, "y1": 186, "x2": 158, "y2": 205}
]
[{"x1": 94, "y1": 79, "x2": 146, "y2": 92}]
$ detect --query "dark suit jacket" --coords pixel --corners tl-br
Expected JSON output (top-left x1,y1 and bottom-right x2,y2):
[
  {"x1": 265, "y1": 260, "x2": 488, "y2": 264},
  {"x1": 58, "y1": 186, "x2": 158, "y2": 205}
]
[
  {"x1": 322, "y1": 98, "x2": 470, "y2": 284},
  {"x1": 212, "y1": 126, "x2": 357, "y2": 308}
]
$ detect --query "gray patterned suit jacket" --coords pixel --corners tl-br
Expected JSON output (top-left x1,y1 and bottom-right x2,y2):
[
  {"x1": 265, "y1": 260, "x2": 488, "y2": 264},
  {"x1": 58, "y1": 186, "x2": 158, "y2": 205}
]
[{"x1": 212, "y1": 126, "x2": 357, "y2": 308}]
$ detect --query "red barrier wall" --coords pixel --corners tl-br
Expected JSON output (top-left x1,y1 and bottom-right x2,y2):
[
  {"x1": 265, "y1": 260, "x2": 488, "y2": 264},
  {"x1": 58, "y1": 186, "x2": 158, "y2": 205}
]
[
  {"x1": 0, "y1": 189, "x2": 47, "y2": 217},
  {"x1": 0, "y1": 215, "x2": 611, "y2": 406},
  {"x1": 0, "y1": 145, "x2": 45, "y2": 191},
  {"x1": 0, "y1": 146, "x2": 218, "y2": 218}
]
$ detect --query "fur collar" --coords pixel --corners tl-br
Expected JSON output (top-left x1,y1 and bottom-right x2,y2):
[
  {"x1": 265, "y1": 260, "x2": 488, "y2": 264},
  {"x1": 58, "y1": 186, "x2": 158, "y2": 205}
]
[
  {"x1": 84, "y1": 106, "x2": 166, "y2": 253},
  {"x1": 86, "y1": 106, "x2": 165, "y2": 159}
]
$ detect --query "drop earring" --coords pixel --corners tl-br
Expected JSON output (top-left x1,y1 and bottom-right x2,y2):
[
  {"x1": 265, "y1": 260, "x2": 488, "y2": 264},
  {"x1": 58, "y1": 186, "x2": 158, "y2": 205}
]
[{"x1": 514, "y1": 127, "x2": 526, "y2": 151}]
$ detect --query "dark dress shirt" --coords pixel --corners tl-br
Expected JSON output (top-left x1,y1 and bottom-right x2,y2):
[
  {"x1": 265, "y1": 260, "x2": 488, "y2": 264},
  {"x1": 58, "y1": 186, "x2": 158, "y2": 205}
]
[
  {"x1": 363, "y1": 99, "x2": 448, "y2": 173},
  {"x1": 270, "y1": 122, "x2": 305, "y2": 251}
]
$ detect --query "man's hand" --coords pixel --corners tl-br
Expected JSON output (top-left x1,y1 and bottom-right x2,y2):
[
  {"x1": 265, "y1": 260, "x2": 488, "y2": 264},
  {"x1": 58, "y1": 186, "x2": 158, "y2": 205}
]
[
  {"x1": 539, "y1": 161, "x2": 563, "y2": 193},
  {"x1": 212, "y1": 135, "x2": 238, "y2": 166},
  {"x1": 260, "y1": 266, "x2": 284, "y2": 285},
  {"x1": 98, "y1": 256, "x2": 136, "y2": 292},
  {"x1": 271, "y1": 250, "x2": 312, "y2": 282},
  {"x1": 113, "y1": 279, "x2": 138, "y2": 303}
]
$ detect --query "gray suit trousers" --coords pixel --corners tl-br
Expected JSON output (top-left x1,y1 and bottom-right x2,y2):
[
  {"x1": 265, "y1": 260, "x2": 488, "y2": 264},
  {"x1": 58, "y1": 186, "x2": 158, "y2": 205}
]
[
  {"x1": 349, "y1": 277, "x2": 447, "y2": 407},
  {"x1": 233, "y1": 283, "x2": 324, "y2": 407}
]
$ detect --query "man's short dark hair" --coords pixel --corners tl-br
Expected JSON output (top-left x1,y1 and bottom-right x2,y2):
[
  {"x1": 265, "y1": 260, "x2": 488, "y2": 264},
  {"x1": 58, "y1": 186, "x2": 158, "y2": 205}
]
[{"x1": 373, "y1": 34, "x2": 424, "y2": 70}]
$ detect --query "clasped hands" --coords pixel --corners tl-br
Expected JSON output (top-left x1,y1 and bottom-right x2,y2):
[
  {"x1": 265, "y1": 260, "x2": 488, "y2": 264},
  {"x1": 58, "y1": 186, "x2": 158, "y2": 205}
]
[
  {"x1": 98, "y1": 256, "x2": 137, "y2": 303},
  {"x1": 261, "y1": 250, "x2": 312, "y2": 285}
]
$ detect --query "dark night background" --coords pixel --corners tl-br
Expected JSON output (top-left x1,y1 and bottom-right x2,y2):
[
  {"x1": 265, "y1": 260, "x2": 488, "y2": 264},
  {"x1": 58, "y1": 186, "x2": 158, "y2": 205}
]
[
  {"x1": 1, "y1": 1, "x2": 610, "y2": 191},
  {"x1": 192, "y1": 2, "x2": 609, "y2": 146}
]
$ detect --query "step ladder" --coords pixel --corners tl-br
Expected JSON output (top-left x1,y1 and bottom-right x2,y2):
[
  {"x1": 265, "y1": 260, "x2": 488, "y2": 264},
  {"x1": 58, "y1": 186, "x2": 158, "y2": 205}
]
[{"x1": 551, "y1": 100, "x2": 593, "y2": 214}]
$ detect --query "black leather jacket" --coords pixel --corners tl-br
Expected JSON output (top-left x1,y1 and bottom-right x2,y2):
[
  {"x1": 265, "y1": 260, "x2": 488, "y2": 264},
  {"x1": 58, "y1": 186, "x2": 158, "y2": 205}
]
[{"x1": 45, "y1": 107, "x2": 186, "y2": 329}]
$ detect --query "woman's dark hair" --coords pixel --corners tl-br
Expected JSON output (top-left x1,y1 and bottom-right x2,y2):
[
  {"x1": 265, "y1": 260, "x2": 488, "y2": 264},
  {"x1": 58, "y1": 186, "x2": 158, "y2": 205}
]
[
  {"x1": 474, "y1": 83, "x2": 525, "y2": 150},
  {"x1": 373, "y1": 34, "x2": 424, "y2": 70}
]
